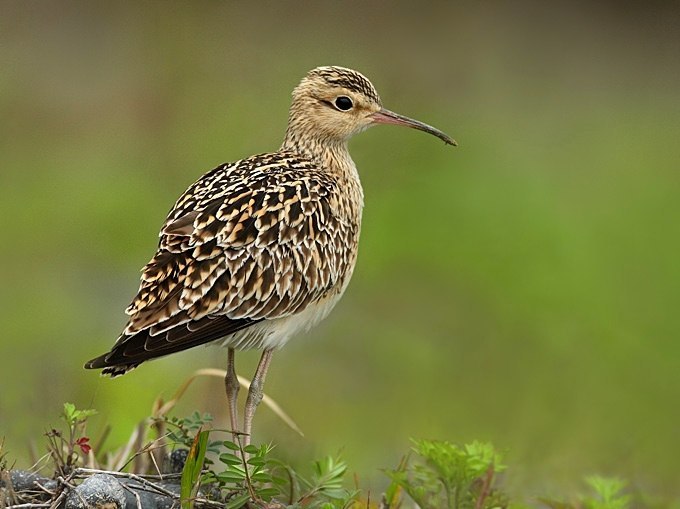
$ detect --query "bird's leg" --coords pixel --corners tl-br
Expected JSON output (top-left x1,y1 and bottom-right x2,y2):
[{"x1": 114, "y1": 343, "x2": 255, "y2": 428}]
[
  {"x1": 243, "y1": 348, "x2": 274, "y2": 447},
  {"x1": 224, "y1": 347, "x2": 240, "y2": 442}
]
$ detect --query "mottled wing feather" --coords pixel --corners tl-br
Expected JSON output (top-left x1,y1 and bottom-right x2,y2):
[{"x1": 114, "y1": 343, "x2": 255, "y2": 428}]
[{"x1": 86, "y1": 151, "x2": 360, "y2": 372}]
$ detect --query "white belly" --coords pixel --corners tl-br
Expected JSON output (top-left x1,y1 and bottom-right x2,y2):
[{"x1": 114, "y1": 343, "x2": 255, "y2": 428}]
[{"x1": 219, "y1": 289, "x2": 346, "y2": 351}]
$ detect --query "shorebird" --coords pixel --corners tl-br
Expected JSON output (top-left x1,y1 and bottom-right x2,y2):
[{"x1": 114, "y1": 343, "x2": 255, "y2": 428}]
[{"x1": 85, "y1": 66, "x2": 455, "y2": 443}]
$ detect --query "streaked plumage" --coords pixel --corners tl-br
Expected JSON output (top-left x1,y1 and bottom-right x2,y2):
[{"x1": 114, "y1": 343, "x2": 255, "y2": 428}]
[{"x1": 85, "y1": 66, "x2": 454, "y2": 439}]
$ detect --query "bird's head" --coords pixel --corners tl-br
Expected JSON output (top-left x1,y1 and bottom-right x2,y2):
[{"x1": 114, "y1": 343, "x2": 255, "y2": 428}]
[{"x1": 285, "y1": 66, "x2": 456, "y2": 148}]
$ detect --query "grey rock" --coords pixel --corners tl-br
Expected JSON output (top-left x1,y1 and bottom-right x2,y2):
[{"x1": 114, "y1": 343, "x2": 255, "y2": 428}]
[
  {"x1": 119, "y1": 479, "x2": 181, "y2": 509},
  {"x1": 167, "y1": 448, "x2": 189, "y2": 474},
  {"x1": 4, "y1": 469, "x2": 186, "y2": 509},
  {"x1": 66, "y1": 473, "x2": 126, "y2": 509},
  {"x1": 4, "y1": 470, "x2": 57, "y2": 492}
]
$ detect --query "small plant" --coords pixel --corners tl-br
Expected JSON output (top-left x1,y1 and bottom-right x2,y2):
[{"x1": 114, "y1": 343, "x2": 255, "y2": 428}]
[
  {"x1": 541, "y1": 476, "x2": 631, "y2": 509},
  {"x1": 157, "y1": 409, "x2": 358, "y2": 508},
  {"x1": 583, "y1": 476, "x2": 630, "y2": 509},
  {"x1": 164, "y1": 411, "x2": 223, "y2": 459},
  {"x1": 295, "y1": 455, "x2": 359, "y2": 508},
  {"x1": 197, "y1": 435, "x2": 358, "y2": 508},
  {"x1": 45, "y1": 402, "x2": 97, "y2": 475},
  {"x1": 385, "y1": 439, "x2": 508, "y2": 509},
  {"x1": 205, "y1": 441, "x2": 280, "y2": 507}
]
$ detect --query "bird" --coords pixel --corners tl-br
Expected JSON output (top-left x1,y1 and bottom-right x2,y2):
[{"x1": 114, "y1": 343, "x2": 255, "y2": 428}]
[{"x1": 85, "y1": 66, "x2": 455, "y2": 444}]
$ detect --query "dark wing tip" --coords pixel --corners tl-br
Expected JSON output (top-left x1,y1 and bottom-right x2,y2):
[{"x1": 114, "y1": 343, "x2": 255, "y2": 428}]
[
  {"x1": 84, "y1": 355, "x2": 106, "y2": 370},
  {"x1": 84, "y1": 353, "x2": 138, "y2": 377},
  {"x1": 101, "y1": 364, "x2": 138, "y2": 377}
]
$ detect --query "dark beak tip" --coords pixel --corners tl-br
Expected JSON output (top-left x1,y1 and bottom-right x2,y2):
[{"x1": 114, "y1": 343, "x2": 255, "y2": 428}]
[
  {"x1": 437, "y1": 134, "x2": 457, "y2": 147},
  {"x1": 373, "y1": 109, "x2": 456, "y2": 148}
]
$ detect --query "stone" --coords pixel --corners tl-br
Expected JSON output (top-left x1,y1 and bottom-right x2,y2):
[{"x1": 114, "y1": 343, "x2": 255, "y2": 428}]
[{"x1": 65, "y1": 473, "x2": 126, "y2": 509}]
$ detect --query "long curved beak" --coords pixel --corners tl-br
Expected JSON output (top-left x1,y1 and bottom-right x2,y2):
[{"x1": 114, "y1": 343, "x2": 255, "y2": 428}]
[{"x1": 370, "y1": 108, "x2": 457, "y2": 146}]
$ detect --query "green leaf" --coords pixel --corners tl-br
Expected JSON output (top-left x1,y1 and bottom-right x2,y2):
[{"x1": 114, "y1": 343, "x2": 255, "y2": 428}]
[
  {"x1": 180, "y1": 428, "x2": 209, "y2": 509},
  {"x1": 584, "y1": 476, "x2": 630, "y2": 509},
  {"x1": 217, "y1": 471, "x2": 247, "y2": 483},
  {"x1": 200, "y1": 471, "x2": 217, "y2": 484},
  {"x1": 62, "y1": 403, "x2": 97, "y2": 426},
  {"x1": 247, "y1": 456, "x2": 266, "y2": 467},
  {"x1": 63, "y1": 403, "x2": 76, "y2": 422},
  {"x1": 256, "y1": 487, "x2": 280, "y2": 500},
  {"x1": 243, "y1": 444, "x2": 260, "y2": 455},
  {"x1": 219, "y1": 452, "x2": 243, "y2": 465},
  {"x1": 465, "y1": 440, "x2": 505, "y2": 474},
  {"x1": 223, "y1": 440, "x2": 241, "y2": 451},
  {"x1": 250, "y1": 471, "x2": 271, "y2": 482},
  {"x1": 225, "y1": 492, "x2": 251, "y2": 509},
  {"x1": 271, "y1": 475, "x2": 288, "y2": 486}
]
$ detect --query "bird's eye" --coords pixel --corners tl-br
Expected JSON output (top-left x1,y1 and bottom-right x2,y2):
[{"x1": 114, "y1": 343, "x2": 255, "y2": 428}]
[{"x1": 334, "y1": 96, "x2": 353, "y2": 111}]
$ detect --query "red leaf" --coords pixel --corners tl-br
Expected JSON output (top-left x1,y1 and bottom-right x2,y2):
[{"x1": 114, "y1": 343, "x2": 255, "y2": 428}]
[{"x1": 76, "y1": 436, "x2": 92, "y2": 454}]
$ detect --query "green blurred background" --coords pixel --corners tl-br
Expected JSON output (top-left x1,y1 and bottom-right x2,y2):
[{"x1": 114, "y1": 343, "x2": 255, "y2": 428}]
[{"x1": 1, "y1": 0, "x2": 679, "y2": 500}]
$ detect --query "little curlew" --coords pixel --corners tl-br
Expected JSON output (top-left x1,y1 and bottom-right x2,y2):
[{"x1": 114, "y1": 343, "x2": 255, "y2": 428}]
[{"x1": 85, "y1": 66, "x2": 455, "y2": 443}]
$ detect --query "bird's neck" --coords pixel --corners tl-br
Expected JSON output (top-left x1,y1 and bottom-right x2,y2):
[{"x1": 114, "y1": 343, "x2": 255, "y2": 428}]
[
  {"x1": 281, "y1": 127, "x2": 364, "y2": 210},
  {"x1": 281, "y1": 127, "x2": 354, "y2": 177}
]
